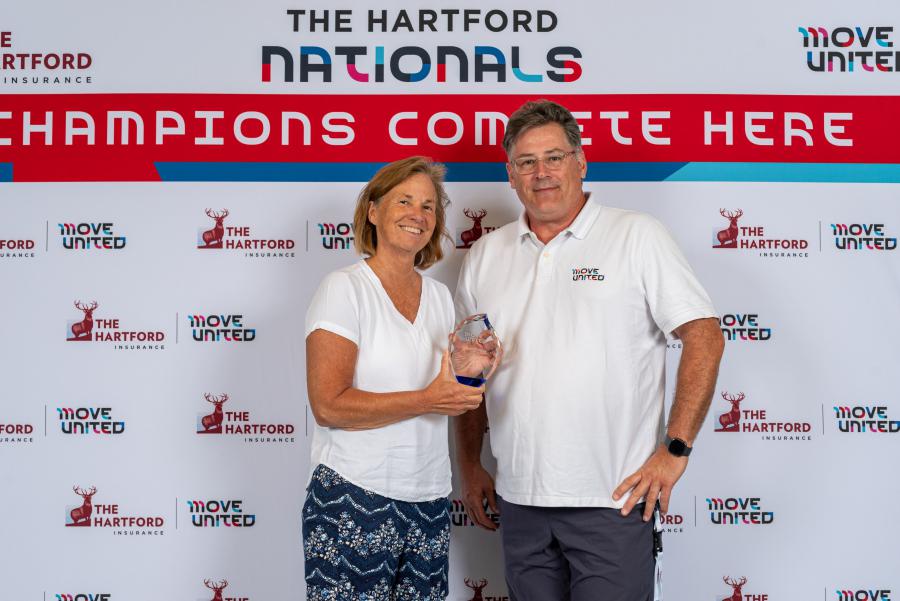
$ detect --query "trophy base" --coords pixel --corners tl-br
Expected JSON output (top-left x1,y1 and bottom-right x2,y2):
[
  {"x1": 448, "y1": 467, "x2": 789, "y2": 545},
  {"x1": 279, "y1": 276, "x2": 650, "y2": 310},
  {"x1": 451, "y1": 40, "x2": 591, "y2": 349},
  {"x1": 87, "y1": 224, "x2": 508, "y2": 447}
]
[{"x1": 455, "y1": 375, "x2": 485, "y2": 387}]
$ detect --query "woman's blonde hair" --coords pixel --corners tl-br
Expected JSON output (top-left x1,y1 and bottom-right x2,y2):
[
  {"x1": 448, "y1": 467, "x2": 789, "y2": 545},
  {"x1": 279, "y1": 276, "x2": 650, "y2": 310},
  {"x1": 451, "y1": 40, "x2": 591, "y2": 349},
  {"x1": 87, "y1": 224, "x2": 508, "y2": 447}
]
[{"x1": 352, "y1": 156, "x2": 450, "y2": 269}]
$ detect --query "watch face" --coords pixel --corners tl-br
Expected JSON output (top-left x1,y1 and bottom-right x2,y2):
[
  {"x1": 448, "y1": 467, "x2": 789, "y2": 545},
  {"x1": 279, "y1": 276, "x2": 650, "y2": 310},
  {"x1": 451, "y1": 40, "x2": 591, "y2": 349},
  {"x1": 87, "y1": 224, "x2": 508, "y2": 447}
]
[{"x1": 668, "y1": 438, "x2": 688, "y2": 456}]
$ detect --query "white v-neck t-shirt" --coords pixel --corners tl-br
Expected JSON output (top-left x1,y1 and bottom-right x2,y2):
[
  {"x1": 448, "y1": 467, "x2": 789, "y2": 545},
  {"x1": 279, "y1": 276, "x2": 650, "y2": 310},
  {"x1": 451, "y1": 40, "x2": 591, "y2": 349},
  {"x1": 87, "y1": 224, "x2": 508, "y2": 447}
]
[{"x1": 304, "y1": 260, "x2": 454, "y2": 502}]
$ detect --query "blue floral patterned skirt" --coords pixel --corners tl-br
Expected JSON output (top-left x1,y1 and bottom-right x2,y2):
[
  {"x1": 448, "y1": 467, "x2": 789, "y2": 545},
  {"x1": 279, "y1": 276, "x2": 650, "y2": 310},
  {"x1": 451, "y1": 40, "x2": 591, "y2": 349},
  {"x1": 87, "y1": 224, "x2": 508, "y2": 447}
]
[{"x1": 302, "y1": 464, "x2": 451, "y2": 601}]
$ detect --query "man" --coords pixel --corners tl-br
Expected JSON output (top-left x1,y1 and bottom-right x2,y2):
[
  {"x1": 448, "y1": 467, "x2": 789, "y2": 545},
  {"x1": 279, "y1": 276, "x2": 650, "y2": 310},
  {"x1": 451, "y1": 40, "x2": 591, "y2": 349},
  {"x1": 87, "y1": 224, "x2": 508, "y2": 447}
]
[{"x1": 454, "y1": 100, "x2": 724, "y2": 601}]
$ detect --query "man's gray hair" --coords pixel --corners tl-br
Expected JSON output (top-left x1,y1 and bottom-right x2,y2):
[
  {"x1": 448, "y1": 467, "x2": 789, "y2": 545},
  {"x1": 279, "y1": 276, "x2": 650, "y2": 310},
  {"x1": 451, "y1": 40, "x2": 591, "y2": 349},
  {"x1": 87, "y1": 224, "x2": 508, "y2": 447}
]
[{"x1": 502, "y1": 100, "x2": 583, "y2": 156}]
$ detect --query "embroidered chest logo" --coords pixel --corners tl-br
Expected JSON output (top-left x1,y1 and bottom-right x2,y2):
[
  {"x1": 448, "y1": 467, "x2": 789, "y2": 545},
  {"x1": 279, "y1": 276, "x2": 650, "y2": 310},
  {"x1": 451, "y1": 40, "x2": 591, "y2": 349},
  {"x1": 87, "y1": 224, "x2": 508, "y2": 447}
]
[{"x1": 571, "y1": 267, "x2": 605, "y2": 282}]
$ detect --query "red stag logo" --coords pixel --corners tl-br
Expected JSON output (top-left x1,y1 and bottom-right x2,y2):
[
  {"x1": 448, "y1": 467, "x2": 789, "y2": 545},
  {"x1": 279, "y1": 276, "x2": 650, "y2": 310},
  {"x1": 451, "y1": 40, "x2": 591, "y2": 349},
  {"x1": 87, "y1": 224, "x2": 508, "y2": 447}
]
[
  {"x1": 714, "y1": 209, "x2": 743, "y2": 248},
  {"x1": 204, "y1": 579, "x2": 228, "y2": 601},
  {"x1": 465, "y1": 578, "x2": 488, "y2": 601},
  {"x1": 715, "y1": 392, "x2": 745, "y2": 432},
  {"x1": 200, "y1": 393, "x2": 229, "y2": 433},
  {"x1": 68, "y1": 485, "x2": 97, "y2": 527},
  {"x1": 457, "y1": 209, "x2": 488, "y2": 249},
  {"x1": 68, "y1": 301, "x2": 98, "y2": 341},
  {"x1": 723, "y1": 576, "x2": 747, "y2": 601},
  {"x1": 200, "y1": 209, "x2": 229, "y2": 249}
]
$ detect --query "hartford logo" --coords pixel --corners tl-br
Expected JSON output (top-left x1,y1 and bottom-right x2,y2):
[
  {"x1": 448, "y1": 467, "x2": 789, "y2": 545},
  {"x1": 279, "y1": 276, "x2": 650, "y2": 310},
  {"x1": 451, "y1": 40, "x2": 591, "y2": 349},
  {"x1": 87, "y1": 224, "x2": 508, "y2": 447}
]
[
  {"x1": 712, "y1": 209, "x2": 809, "y2": 258},
  {"x1": 200, "y1": 579, "x2": 249, "y2": 601},
  {"x1": 660, "y1": 512, "x2": 686, "y2": 533},
  {"x1": 318, "y1": 222, "x2": 354, "y2": 250},
  {"x1": 706, "y1": 497, "x2": 774, "y2": 525},
  {"x1": 0, "y1": 421, "x2": 35, "y2": 443},
  {"x1": 189, "y1": 314, "x2": 256, "y2": 342},
  {"x1": 57, "y1": 406, "x2": 125, "y2": 435},
  {"x1": 715, "y1": 391, "x2": 812, "y2": 441},
  {"x1": 717, "y1": 576, "x2": 767, "y2": 601},
  {"x1": 462, "y1": 578, "x2": 508, "y2": 601},
  {"x1": 196, "y1": 393, "x2": 296, "y2": 443},
  {"x1": 0, "y1": 236, "x2": 36, "y2": 258},
  {"x1": 800, "y1": 26, "x2": 897, "y2": 73},
  {"x1": 65, "y1": 485, "x2": 165, "y2": 535},
  {"x1": 450, "y1": 498, "x2": 499, "y2": 529},
  {"x1": 833, "y1": 405, "x2": 900, "y2": 433},
  {"x1": 836, "y1": 589, "x2": 892, "y2": 601},
  {"x1": 0, "y1": 30, "x2": 94, "y2": 86},
  {"x1": 54, "y1": 595, "x2": 111, "y2": 601},
  {"x1": 188, "y1": 499, "x2": 256, "y2": 527},
  {"x1": 197, "y1": 209, "x2": 295, "y2": 258},
  {"x1": 719, "y1": 313, "x2": 771, "y2": 342},
  {"x1": 456, "y1": 209, "x2": 498, "y2": 249},
  {"x1": 58, "y1": 222, "x2": 126, "y2": 250},
  {"x1": 831, "y1": 223, "x2": 897, "y2": 251},
  {"x1": 66, "y1": 300, "x2": 166, "y2": 350}
]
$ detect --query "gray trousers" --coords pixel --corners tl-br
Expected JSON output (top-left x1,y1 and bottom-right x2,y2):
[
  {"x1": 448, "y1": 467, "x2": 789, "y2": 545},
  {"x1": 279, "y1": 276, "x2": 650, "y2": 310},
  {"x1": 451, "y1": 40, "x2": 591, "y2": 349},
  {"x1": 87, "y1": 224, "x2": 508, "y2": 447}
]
[{"x1": 499, "y1": 497, "x2": 655, "y2": 601}]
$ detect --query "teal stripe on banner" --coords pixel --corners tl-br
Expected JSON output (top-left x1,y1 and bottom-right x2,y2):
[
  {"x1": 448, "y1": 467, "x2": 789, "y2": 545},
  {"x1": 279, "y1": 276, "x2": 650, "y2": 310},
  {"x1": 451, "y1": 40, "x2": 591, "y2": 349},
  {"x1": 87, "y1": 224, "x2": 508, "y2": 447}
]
[
  {"x1": 665, "y1": 162, "x2": 900, "y2": 183},
  {"x1": 154, "y1": 161, "x2": 687, "y2": 182},
  {"x1": 150, "y1": 161, "x2": 900, "y2": 183},
  {"x1": 0, "y1": 163, "x2": 11, "y2": 181}
]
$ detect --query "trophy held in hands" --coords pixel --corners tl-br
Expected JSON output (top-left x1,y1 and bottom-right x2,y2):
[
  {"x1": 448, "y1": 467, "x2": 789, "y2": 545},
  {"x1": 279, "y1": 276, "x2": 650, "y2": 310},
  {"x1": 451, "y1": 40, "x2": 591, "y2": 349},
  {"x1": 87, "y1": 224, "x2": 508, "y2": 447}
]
[{"x1": 450, "y1": 314, "x2": 503, "y2": 387}]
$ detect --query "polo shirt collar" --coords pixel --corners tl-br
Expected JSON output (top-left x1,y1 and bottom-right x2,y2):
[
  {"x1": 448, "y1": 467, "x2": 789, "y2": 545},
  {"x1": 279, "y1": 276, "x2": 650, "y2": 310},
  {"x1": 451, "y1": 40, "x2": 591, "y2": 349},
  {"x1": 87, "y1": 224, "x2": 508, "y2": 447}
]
[{"x1": 516, "y1": 191, "x2": 601, "y2": 242}]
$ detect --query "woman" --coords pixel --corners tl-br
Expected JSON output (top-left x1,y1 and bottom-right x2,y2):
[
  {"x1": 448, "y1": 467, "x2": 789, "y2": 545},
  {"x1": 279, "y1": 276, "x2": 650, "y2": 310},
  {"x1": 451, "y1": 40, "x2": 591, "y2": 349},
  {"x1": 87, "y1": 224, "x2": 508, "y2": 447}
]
[{"x1": 303, "y1": 156, "x2": 486, "y2": 600}]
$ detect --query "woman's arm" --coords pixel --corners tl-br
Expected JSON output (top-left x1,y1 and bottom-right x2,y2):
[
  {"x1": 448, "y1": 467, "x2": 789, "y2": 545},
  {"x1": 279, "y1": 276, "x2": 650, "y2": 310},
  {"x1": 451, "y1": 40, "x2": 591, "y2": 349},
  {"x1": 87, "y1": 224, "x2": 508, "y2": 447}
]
[{"x1": 306, "y1": 329, "x2": 485, "y2": 430}]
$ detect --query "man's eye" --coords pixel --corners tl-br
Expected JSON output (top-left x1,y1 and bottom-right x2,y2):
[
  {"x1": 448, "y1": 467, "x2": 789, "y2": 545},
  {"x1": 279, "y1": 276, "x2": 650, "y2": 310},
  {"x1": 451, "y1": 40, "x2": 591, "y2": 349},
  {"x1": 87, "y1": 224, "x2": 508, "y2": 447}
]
[
  {"x1": 519, "y1": 159, "x2": 536, "y2": 168},
  {"x1": 424, "y1": 205, "x2": 434, "y2": 212},
  {"x1": 547, "y1": 155, "x2": 564, "y2": 165}
]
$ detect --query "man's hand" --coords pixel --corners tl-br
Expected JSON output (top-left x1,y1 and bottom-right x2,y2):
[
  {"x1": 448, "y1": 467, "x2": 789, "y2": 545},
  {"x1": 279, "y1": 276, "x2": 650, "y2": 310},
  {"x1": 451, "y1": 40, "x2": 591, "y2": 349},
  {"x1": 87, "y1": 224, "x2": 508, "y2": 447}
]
[
  {"x1": 612, "y1": 446, "x2": 688, "y2": 521},
  {"x1": 460, "y1": 462, "x2": 499, "y2": 531}
]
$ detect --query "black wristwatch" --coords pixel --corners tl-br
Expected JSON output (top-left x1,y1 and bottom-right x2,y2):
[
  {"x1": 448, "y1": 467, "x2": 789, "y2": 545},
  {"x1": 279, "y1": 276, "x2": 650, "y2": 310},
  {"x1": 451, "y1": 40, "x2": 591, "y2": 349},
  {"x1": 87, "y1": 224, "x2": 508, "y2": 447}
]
[{"x1": 664, "y1": 435, "x2": 692, "y2": 457}]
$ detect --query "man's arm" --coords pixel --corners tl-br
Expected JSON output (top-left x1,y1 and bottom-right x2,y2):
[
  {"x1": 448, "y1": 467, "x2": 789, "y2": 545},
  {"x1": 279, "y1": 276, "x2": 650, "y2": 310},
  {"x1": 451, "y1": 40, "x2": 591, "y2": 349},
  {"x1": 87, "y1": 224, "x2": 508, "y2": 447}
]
[
  {"x1": 612, "y1": 316, "x2": 724, "y2": 521},
  {"x1": 454, "y1": 402, "x2": 498, "y2": 530}
]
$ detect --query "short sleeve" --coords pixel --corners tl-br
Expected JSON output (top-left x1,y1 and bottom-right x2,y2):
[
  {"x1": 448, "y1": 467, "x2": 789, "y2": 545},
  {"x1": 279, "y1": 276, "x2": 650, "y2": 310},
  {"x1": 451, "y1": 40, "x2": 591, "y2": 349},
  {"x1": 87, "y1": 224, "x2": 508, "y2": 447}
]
[
  {"x1": 453, "y1": 251, "x2": 478, "y2": 325},
  {"x1": 639, "y1": 216, "x2": 717, "y2": 335},
  {"x1": 305, "y1": 271, "x2": 361, "y2": 345}
]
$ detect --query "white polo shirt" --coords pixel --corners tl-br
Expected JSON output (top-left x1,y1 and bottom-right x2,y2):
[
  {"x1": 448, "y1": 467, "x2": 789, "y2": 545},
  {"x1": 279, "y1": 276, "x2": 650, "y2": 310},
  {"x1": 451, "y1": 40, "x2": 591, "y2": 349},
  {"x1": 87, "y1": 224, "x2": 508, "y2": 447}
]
[
  {"x1": 305, "y1": 260, "x2": 454, "y2": 502},
  {"x1": 454, "y1": 194, "x2": 716, "y2": 507}
]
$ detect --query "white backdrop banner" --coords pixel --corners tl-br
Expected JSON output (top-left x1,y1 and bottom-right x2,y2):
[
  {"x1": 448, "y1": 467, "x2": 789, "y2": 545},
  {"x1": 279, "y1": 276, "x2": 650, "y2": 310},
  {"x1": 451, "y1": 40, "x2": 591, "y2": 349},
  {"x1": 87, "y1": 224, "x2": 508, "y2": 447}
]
[{"x1": 1, "y1": 1, "x2": 898, "y2": 600}]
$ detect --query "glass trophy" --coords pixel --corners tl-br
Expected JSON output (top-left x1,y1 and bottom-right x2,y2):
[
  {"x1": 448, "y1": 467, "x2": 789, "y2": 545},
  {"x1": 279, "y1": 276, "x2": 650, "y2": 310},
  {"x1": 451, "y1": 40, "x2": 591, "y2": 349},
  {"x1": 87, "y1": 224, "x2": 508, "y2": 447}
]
[{"x1": 450, "y1": 313, "x2": 502, "y2": 387}]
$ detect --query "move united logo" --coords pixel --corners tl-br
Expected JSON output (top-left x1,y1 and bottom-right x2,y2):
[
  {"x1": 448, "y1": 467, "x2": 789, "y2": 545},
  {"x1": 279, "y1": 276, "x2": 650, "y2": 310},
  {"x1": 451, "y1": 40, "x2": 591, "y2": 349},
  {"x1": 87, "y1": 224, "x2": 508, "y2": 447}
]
[
  {"x1": 800, "y1": 25, "x2": 898, "y2": 73},
  {"x1": 462, "y1": 578, "x2": 509, "y2": 601},
  {"x1": 706, "y1": 497, "x2": 774, "y2": 525},
  {"x1": 197, "y1": 208, "x2": 296, "y2": 258},
  {"x1": 195, "y1": 393, "x2": 295, "y2": 443},
  {"x1": 317, "y1": 221, "x2": 354, "y2": 250},
  {"x1": 189, "y1": 314, "x2": 257, "y2": 342},
  {"x1": 719, "y1": 313, "x2": 772, "y2": 342},
  {"x1": 53, "y1": 594, "x2": 111, "y2": 601},
  {"x1": 833, "y1": 405, "x2": 900, "y2": 433},
  {"x1": 57, "y1": 406, "x2": 125, "y2": 435},
  {"x1": 712, "y1": 208, "x2": 809, "y2": 258},
  {"x1": 835, "y1": 589, "x2": 892, "y2": 601},
  {"x1": 58, "y1": 222, "x2": 126, "y2": 250},
  {"x1": 456, "y1": 209, "x2": 497, "y2": 249},
  {"x1": 188, "y1": 499, "x2": 256, "y2": 528},
  {"x1": 65, "y1": 485, "x2": 165, "y2": 536},
  {"x1": 714, "y1": 391, "x2": 812, "y2": 441},
  {"x1": 830, "y1": 222, "x2": 897, "y2": 251},
  {"x1": 66, "y1": 300, "x2": 166, "y2": 350}
]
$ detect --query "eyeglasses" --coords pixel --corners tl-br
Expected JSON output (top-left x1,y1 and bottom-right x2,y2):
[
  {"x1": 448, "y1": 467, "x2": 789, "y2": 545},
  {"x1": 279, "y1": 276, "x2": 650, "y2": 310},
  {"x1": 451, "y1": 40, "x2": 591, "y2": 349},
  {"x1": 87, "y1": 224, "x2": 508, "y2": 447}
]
[{"x1": 511, "y1": 151, "x2": 578, "y2": 175}]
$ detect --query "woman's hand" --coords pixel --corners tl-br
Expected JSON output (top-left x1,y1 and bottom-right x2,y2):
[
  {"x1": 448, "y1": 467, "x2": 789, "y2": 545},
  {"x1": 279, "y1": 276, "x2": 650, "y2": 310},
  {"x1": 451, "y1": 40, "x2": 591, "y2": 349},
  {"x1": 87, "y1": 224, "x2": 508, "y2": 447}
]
[{"x1": 423, "y1": 350, "x2": 485, "y2": 416}]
